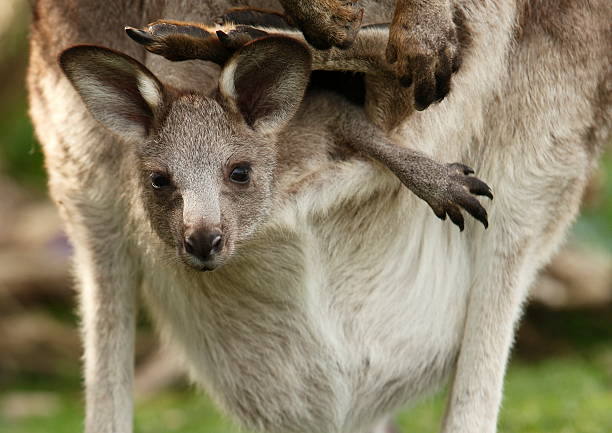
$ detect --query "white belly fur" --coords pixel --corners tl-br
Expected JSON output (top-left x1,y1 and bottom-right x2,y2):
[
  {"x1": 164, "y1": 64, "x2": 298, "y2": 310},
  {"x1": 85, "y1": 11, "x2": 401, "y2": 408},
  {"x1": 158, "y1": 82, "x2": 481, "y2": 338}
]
[{"x1": 141, "y1": 160, "x2": 471, "y2": 433}]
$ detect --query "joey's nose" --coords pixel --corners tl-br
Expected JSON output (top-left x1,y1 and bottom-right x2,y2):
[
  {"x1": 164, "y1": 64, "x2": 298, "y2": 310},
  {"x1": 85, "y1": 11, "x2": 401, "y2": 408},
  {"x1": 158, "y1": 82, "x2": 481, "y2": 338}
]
[{"x1": 184, "y1": 229, "x2": 223, "y2": 262}]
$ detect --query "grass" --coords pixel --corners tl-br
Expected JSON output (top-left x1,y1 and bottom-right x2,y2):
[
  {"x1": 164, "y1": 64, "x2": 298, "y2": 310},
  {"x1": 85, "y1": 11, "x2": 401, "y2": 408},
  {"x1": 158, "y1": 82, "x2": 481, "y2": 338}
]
[{"x1": 2, "y1": 353, "x2": 611, "y2": 433}]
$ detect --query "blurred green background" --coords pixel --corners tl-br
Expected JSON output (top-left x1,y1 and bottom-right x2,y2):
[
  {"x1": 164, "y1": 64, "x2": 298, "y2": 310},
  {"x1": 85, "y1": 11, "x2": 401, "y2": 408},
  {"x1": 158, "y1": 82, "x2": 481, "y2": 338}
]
[{"x1": 0, "y1": 1, "x2": 610, "y2": 432}]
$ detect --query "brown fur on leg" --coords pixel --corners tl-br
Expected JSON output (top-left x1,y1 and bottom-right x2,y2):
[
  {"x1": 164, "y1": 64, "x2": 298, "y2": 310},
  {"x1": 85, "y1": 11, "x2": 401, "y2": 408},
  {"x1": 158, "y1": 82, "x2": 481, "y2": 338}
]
[
  {"x1": 125, "y1": 20, "x2": 232, "y2": 64},
  {"x1": 125, "y1": 20, "x2": 279, "y2": 65},
  {"x1": 216, "y1": 7, "x2": 294, "y2": 30},
  {"x1": 278, "y1": 0, "x2": 363, "y2": 49}
]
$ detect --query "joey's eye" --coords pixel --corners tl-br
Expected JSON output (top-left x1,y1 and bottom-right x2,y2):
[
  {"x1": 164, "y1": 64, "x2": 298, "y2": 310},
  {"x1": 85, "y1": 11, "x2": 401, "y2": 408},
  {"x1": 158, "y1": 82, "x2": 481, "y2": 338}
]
[
  {"x1": 150, "y1": 173, "x2": 171, "y2": 189},
  {"x1": 229, "y1": 166, "x2": 251, "y2": 184}
]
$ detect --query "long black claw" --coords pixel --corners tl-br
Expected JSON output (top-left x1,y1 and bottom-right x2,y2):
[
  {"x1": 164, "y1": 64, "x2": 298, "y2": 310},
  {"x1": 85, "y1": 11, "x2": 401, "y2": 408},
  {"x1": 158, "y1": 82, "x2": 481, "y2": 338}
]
[
  {"x1": 125, "y1": 26, "x2": 155, "y2": 45},
  {"x1": 446, "y1": 206, "x2": 465, "y2": 231},
  {"x1": 432, "y1": 206, "x2": 447, "y2": 221},
  {"x1": 481, "y1": 214, "x2": 489, "y2": 229},
  {"x1": 476, "y1": 208, "x2": 489, "y2": 229},
  {"x1": 465, "y1": 176, "x2": 494, "y2": 200},
  {"x1": 458, "y1": 194, "x2": 489, "y2": 229}
]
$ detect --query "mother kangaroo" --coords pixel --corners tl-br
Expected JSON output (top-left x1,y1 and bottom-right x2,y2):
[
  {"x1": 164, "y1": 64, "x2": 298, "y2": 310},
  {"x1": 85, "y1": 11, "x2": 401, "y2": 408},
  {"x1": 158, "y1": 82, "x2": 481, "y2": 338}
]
[{"x1": 28, "y1": 1, "x2": 611, "y2": 433}]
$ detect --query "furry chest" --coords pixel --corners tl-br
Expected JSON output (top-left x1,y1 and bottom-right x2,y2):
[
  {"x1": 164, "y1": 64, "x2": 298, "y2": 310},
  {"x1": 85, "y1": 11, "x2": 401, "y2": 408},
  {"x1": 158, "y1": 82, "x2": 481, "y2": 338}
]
[{"x1": 141, "y1": 183, "x2": 472, "y2": 432}]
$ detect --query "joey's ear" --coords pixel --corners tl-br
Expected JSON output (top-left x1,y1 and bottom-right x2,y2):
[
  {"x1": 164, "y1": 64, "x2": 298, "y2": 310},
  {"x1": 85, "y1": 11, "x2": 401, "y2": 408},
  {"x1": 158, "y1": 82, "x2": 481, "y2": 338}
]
[
  {"x1": 219, "y1": 36, "x2": 311, "y2": 134},
  {"x1": 59, "y1": 45, "x2": 165, "y2": 142}
]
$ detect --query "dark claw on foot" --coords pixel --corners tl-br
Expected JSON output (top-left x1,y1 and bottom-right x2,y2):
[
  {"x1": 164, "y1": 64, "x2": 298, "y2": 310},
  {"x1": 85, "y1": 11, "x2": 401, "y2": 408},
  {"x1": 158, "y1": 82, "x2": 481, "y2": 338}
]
[
  {"x1": 432, "y1": 206, "x2": 447, "y2": 221},
  {"x1": 125, "y1": 26, "x2": 155, "y2": 45},
  {"x1": 423, "y1": 162, "x2": 492, "y2": 231},
  {"x1": 446, "y1": 206, "x2": 465, "y2": 231},
  {"x1": 464, "y1": 176, "x2": 493, "y2": 200},
  {"x1": 445, "y1": 162, "x2": 492, "y2": 230},
  {"x1": 456, "y1": 192, "x2": 489, "y2": 229}
]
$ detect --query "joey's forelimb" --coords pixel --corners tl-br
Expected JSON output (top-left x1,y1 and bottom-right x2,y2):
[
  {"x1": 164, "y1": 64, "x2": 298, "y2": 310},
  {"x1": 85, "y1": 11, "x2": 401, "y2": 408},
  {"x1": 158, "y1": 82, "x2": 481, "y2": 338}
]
[{"x1": 337, "y1": 118, "x2": 491, "y2": 230}]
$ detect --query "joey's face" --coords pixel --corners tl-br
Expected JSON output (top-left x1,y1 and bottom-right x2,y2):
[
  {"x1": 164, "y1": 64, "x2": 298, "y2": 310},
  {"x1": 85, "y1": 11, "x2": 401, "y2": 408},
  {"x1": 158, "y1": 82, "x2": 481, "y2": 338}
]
[
  {"x1": 59, "y1": 39, "x2": 310, "y2": 271},
  {"x1": 139, "y1": 96, "x2": 276, "y2": 271}
]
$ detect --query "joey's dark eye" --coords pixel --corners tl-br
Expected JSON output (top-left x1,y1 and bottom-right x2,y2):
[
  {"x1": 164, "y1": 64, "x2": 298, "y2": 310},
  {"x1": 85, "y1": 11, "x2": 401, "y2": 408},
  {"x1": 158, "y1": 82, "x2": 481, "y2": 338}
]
[
  {"x1": 229, "y1": 166, "x2": 250, "y2": 184},
  {"x1": 150, "y1": 173, "x2": 171, "y2": 189}
]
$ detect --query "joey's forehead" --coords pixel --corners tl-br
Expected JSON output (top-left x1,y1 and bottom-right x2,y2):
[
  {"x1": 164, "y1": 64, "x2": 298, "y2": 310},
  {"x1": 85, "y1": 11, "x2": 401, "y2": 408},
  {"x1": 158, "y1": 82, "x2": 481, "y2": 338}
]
[
  {"x1": 150, "y1": 96, "x2": 241, "y2": 164},
  {"x1": 160, "y1": 96, "x2": 235, "y2": 145}
]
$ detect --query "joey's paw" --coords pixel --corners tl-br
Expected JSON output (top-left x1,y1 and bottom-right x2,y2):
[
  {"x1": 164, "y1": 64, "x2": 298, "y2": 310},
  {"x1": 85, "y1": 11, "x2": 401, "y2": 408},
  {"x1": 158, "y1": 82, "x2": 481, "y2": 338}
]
[
  {"x1": 283, "y1": 0, "x2": 363, "y2": 49},
  {"x1": 428, "y1": 163, "x2": 493, "y2": 231},
  {"x1": 125, "y1": 21, "x2": 221, "y2": 62},
  {"x1": 385, "y1": 5, "x2": 461, "y2": 111}
]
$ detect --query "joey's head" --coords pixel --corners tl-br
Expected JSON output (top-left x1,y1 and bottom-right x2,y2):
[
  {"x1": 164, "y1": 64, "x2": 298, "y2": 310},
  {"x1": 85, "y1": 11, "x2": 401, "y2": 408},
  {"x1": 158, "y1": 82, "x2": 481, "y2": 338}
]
[{"x1": 59, "y1": 37, "x2": 311, "y2": 271}]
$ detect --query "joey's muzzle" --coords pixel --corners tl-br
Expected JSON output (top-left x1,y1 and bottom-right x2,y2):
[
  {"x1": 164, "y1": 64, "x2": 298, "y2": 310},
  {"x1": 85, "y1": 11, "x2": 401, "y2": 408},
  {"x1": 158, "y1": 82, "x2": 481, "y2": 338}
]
[{"x1": 183, "y1": 226, "x2": 223, "y2": 270}]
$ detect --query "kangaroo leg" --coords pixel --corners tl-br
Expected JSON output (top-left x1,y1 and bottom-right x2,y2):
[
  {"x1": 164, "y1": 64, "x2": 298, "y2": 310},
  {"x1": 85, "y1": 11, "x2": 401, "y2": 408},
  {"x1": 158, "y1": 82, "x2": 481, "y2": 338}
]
[
  {"x1": 143, "y1": 2, "x2": 363, "y2": 51},
  {"x1": 441, "y1": 238, "x2": 550, "y2": 432},
  {"x1": 53, "y1": 178, "x2": 141, "y2": 433},
  {"x1": 125, "y1": 20, "x2": 235, "y2": 64},
  {"x1": 125, "y1": 20, "x2": 391, "y2": 75},
  {"x1": 216, "y1": 6, "x2": 294, "y2": 29},
  {"x1": 441, "y1": 165, "x2": 588, "y2": 431},
  {"x1": 70, "y1": 222, "x2": 140, "y2": 433}
]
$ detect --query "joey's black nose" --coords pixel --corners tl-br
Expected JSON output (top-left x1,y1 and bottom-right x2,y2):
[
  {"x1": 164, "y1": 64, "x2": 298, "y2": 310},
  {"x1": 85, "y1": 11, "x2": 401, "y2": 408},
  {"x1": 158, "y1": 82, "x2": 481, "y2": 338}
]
[{"x1": 184, "y1": 229, "x2": 223, "y2": 262}]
